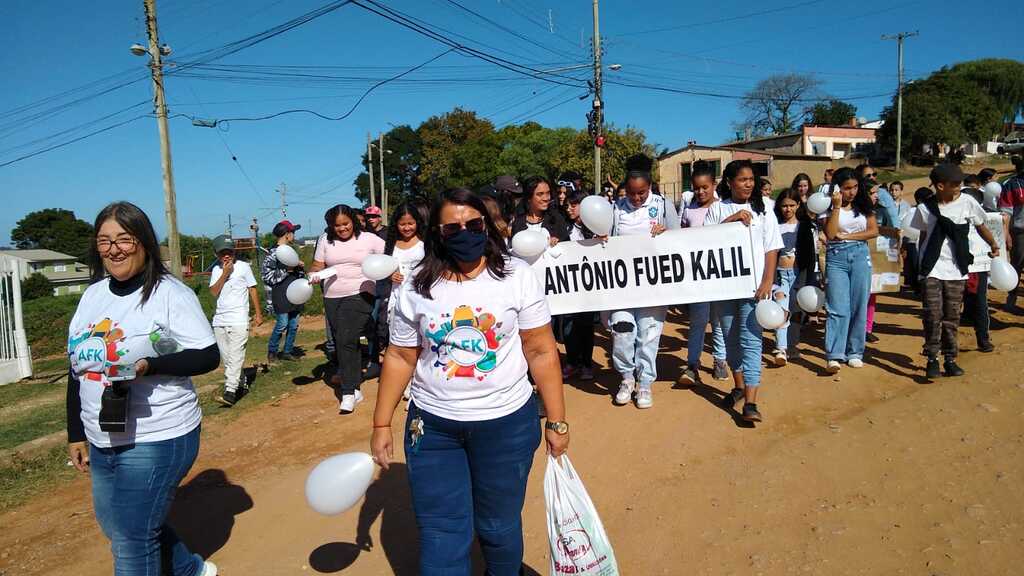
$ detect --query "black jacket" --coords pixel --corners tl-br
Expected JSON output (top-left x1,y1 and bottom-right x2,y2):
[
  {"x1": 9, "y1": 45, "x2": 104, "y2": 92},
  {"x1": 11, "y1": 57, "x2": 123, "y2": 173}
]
[{"x1": 510, "y1": 208, "x2": 570, "y2": 241}]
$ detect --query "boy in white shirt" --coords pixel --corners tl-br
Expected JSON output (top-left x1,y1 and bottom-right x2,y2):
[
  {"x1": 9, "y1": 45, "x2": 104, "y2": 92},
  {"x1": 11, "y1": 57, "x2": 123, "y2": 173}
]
[{"x1": 209, "y1": 235, "x2": 263, "y2": 406}]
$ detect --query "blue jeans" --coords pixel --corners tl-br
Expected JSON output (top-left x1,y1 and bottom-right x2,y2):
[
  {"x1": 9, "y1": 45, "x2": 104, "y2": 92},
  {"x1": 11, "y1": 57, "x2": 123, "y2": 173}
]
[
  {"x1": 90, "y1": 426, "x2": 203, "y2": 576},
  {"x1": 268, "y1": 311, "x2": 299, "y2": 355},
  {"x1": 773, "y1": 268, "x2": 797, "y2": 352},
  {"x1": 825, "y1": 241, "x2": 872, "y2": 361},
  {"x1": 405, "y1": 396, "x2": 541, "y2": 576},
  {"x1": 714, "y1": 298, "x2": 763, "y2": 387},
  {"x1": 608, "y1": 306, "x2": 667, "y2": 387},
  {"x1": 687, "y1": 302, "x2": 726, "y2": 367}
]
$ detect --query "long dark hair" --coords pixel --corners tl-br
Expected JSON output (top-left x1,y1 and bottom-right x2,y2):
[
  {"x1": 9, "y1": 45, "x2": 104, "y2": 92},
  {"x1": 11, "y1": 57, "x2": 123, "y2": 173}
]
[
  {"x1": 773, "y1": 187, "x2": 804, "y2": 224},
  {"x1": 324, "y1": 204, "x2": 362, "y2": 243},
  {"x1": 831, "y1": 167, "x2": 875, "y2": 217},
  {"x1": 89, "y1": 201, "x2": 169, "y2": 305},
  {"x1": 790, "y1": 172, "x2": 813, "y2": 195},
  {"x1": 384, "y1": 202, "x2": 425, "y2": 255},
  {"x1": 513, "y1": 176, "x2": 567, "y2": 239},
  {"x1": 719, "y1": 159, "x2": 766, "y2": 215},
  {"x1": 413, "y1": 188, "x2": 510, "y2": 299},
  {"x1": 771, "y1": 188, "x2": 819, "y2": 274}
]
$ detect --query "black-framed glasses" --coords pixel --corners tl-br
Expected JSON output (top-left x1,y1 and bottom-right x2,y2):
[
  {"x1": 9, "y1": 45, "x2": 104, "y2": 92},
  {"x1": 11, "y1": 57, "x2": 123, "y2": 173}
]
[
  {"x1": 440, "y1": 217, "x2": 485, "y2": 239},
  {"x1": 96, "y1": 237, "x2": 138, "y2": 254}
]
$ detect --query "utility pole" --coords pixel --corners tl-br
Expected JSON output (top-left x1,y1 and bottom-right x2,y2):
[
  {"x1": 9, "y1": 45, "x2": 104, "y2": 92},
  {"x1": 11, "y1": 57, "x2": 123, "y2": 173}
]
[
  {"x1": 143, "y1": 0, "x2": 181, "y2": 278},
  {"x1": 591, "y1": 0, "x2": 603, "y2": 190},
  {"x1": 226, "y1": 213, "x2": 233, "y2": 237},
  {"x1": 278, "y1": 182, "x2": 287, "y2": 218},
  {"x1": 882, "y1": 31, "x2": 918, "y2": 170},
  {"x1": 249, "y1": 217, "x2": 260, "y2": 273},
  {"x1": 378, "y1": 132, "x2": 387, "y2": 221},
  {"x1": 367, "y1": 132, "x2": 376, "y2": 207}
]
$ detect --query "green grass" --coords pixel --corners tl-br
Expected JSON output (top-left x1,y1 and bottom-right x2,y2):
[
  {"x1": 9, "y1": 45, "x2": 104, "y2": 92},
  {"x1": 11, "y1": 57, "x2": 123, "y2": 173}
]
[
  {"x1": 0, "y1": 445, "x2": 78, "y2": 512},
  {"x1": 0, "y1": 401, "x2": 65, "y2": 451},
  {"x1": 0, "y1": 377, "x2": 62, "y2": 409}
]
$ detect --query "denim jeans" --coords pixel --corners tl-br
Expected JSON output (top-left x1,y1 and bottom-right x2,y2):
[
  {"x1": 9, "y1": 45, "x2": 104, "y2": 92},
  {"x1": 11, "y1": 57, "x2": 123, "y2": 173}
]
[
  {"x1": 713, "y1": 298, "x2": 763, "y2": 387},
  {"x1": 773, "y1": 268, "x2": 797, "y2": 352},
  {"x1": 268, "y1": 311, "x2": 299, "y2": 355},
  {"x1": 405, "y1": 396, "x2": 541, "y2": 576},
  {"x1": 560, "y1": 312, "x2": 595, "y2": 368},
  {"x1": 608, "y1": 306, "x2": 667, "y2": 387},
  {"x1": 963, "y1": 271, "x2": 990, "y2": 345},
  {"x1": 825, "y1": 241, "x2": 872, "y2": 361},
  {"x1": 90, "y1": 426, "x2": 203, "y2": 576},
  {"x1": 687, "y1": 302, "x2": 726, "y2": 367}
]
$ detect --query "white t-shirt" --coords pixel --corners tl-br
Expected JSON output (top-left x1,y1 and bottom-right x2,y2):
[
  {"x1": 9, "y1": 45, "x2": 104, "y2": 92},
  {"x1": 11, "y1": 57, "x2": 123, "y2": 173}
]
[
  {"x1": 819, "y1": 208, "x2": 868, "y2": 241},
  {"x1": 67, "y1": 276, "x2": 216, "y2": 448},
  {"x1": 392, "y1": 241, "x2": 425, "y2": 281},
  {"x1": 763, "y1": 196, "x2": 776, "y2": 213},
  {"x1": 209, "y1": 260, "x2": 257, "y2": 327},
  {"x1": 569, "y1": 223, "x2": 587, "y2": 242},
  {"x1": 389, "y1": 258, "x2": 551, "y2": 421},
  {"x1": 612, "y1": 192, "x2": 680, "y2": 237},
  {"x1": 705, "y1": 200, "x2": 784, "y2": 286},
  {"x1": 911, "y1": 194, "x2": 987, "y2": 281}
]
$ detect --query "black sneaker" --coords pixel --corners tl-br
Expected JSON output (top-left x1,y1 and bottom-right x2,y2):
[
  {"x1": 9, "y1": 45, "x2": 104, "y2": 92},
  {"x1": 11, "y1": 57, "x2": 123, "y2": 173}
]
[
  {"x1": 977, "y1": 340, "x2": 995, "y2": 353},
  {"x1": 278, "y1": 352, "x2": 297, "y2": 362},
  {"x1": 267, "y1": 352, "x2": 278, "y2": 365},
  {"x1": 925, "y1": 357, "x2": 941, "y2": 379},
  {"x1": 721, "y1": 387, "x2": 745, "y2": 408},
  {"x1": 943, "y1": 359, "x2": 965, "y2": 377},
  {"x1": 865, "y1": 332, "x2": 879, "y2": 343},
  {"x1": 217, "y1": 389, "x2": 237, "y2": 407},
  {"x1": 742, "y1": 402, "x2": 762, "y2": 422}
]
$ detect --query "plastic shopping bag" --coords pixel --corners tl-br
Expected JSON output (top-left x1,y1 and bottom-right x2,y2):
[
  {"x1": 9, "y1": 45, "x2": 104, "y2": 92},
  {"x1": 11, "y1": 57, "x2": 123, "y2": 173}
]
[{"x1": 544, "y1": 455, "x2": 619, "y2": 576}]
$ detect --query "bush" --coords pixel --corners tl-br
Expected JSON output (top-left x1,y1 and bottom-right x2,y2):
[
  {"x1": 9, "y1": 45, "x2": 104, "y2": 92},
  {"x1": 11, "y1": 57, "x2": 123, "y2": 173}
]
[
  {"x1": 21, "y1": 273, "x2": 53, "y2": 301},
  {"x1": 23, "y1": 293, "x2": 81, "y2": 359}
]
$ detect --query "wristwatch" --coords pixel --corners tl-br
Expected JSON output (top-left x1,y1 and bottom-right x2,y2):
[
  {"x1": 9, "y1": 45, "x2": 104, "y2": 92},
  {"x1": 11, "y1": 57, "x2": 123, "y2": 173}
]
[{"x1": 545, "y1": 420, "x2": 569, "y2": 435}]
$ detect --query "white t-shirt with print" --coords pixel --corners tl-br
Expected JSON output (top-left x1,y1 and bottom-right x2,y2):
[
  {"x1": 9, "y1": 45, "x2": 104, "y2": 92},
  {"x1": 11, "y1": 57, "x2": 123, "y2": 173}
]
[
  {"x1": 67, "y1": 276, "x2": 217, "y2": 448},
  {"x1": 911, "y1": 194, "x2": 987, "y2": 281},
  {"x1": 389, "y1": 258, "x2": 551, "y2": 422},
  {"x1": 209, "y1": 260, "x2": 257, "y2": 327},
  {"x1": 705, "y1": 200, "x2": 784, "y2": 287}
]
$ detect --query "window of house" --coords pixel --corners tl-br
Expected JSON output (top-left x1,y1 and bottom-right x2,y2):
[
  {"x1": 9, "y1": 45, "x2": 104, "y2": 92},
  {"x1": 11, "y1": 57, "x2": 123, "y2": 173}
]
[
  {"x1": 53, "y1": 287, "x2": 60, "y2": 297},
  {"x1": 53, "y1": 264, "x2": 67, "y2": 272},
  {"x1": 31, "y1": 263, "x2": 43, "y2": 272},
  {"x1": 70, "y1": 284, "x2": 82, "y2": 293}
]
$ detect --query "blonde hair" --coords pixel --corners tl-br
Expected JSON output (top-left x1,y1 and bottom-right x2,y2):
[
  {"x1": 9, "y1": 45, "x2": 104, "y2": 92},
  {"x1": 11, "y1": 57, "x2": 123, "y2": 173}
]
[{"x1": 480, "y1": 195, "x2": 510, "y2": 238}]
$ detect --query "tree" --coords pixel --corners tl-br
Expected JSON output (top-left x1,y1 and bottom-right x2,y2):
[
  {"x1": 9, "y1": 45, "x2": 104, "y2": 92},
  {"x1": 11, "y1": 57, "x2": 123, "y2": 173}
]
[
  {"x1": 947, "y1": 59, "x2": 1024, "y2": 127},
  {"x1": 808, "y1": 99, "x2": 857, "y2": 126},
  {"x1": 354, "y1": 124, "x2": 424, "y2": 207},
  {"x1": 178, "y1": 234, "x2": 215, "y2": 270},
  {"x1": 550, "y1": 125, "x2": 657, "y2": 188},
  {"x1": 21, "y1": 273, "x2": 53, "y2": 301},
  {"x1": 417, "y1": 108, "x2": 498, "y2": 192},
  {"x1": 11, "y1": 209, "x2": 94, "y2": 261},
  {"x1": 737, "y1": 73, "x2": 823, "y2": 136}
]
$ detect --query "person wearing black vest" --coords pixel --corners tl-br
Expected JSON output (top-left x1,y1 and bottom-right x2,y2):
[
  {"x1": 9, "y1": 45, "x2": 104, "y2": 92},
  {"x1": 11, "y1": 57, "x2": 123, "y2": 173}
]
[
  {"x1": 910, "y1": 164, "x2": 999, "y2": 379},
  {"x1": 560, "y1": 191, "x2": 597, "y2": 380}
]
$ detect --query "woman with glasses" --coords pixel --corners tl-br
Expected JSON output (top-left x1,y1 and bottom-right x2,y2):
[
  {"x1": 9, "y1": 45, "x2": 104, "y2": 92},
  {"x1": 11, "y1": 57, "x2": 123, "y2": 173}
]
[
  {"x1": 66, "y1": 202, "x2": 220, "y2": 576},
  {"x1": 310, "y1": 204, "x2": 386, "y2": 414},
  {"x1": 370, "y1": 188, "x2": 568, "y2": 575}
]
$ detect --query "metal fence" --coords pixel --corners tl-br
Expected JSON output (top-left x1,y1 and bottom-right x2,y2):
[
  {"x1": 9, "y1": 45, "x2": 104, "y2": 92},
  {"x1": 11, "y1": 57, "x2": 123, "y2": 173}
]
[{"x1": 0, "y1": 256, "x2": 33, "y2": 385}]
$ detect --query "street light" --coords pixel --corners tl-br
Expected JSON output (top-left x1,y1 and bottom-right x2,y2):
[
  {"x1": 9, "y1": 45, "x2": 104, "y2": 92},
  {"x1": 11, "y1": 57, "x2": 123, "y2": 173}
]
[{"x1": 538, "y1": 63, "x2": 623, "y2": 74}]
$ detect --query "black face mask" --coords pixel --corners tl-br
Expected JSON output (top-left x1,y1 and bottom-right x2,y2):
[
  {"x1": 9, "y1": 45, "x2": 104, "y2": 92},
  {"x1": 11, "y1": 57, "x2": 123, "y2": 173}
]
[{"x1": 445, "y1": 229, "x2": 487, "y2": 262}]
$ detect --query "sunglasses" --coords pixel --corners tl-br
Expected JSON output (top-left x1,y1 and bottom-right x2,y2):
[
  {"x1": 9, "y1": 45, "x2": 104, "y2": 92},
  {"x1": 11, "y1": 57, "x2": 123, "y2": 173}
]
[{"x1": 440, "y1": 217, "x2": 486, "y2": 238}]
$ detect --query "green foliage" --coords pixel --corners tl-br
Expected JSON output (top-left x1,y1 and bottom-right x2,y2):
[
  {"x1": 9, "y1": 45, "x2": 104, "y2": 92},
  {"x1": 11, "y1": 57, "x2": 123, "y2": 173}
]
[
  {"x1": 808, "y1": 99, "x2": 857, "y2": 126},
  {"x1": 947, "y1": 59, "x2": 1024, "y2": 124},
  {"x1": 23, "y1": 294, "x2": 81, "y2": 359},
  {"x1": 550, "y1": 125, "x2": 658, "y2": 187},
  {"x1": 179, "y1": 234, "x2": 215, "y2": 269},
  {"x1": 10, "y1": 208, "x2": 94, "y2": 261},
  {"x1": 20, "y1": 273, "x2": 53, "y2": 301},
  {"x1": 354, "y1": 124, "x2": 424, "y2": 207}
]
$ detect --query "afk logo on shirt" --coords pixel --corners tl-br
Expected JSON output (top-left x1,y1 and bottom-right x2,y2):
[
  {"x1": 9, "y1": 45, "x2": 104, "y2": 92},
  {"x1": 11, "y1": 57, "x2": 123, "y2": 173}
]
[{"x1": 425, "y1": 305, "x2": 504, "y2": 380}]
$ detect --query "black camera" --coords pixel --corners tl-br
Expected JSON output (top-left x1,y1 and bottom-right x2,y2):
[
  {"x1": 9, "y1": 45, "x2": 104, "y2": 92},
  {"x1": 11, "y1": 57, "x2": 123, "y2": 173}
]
[{"x1": 99, "y1": 382, "x2": 130, "y2": 433}]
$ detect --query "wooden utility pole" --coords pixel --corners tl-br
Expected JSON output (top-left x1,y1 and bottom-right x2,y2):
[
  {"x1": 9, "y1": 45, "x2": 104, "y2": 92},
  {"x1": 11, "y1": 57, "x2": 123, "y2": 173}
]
[
  {"x1": 278, "y1": 182, "x2": 287, "y2": 217},
  {"x1": 591, "y1": 0, "x2": 602, "y2": 189},
  {"x1": 378, "y1": 132, "x2": 387, "y2": 222},
  {"x1": 367, "y1": 133, "x2": 376, "y2": 207},
  {"x1": 883, "y1": 31, "x2": 918, "y2": 170},
  {"x1": 143, "y1": 0, "x2": 181, "y2": 278}
]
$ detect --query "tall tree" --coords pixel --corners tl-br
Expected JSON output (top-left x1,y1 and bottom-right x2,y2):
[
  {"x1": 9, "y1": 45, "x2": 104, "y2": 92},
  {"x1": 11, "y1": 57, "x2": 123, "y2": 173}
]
[
  {"x1": 550, "y1": 126, "x2": 657, "y2": 188},
  {"x1": 807, "y1": 99, "x2": 857, "y2": 126},
  {"x1": 947, "y1": 59, "x2": 1024, "y2": 126},
  {"x1": 737, "y1": 73, "x2": 823, "y2": 136},
  {"x1": 353, "y1": 124, "x2": 423, "y2": 207},
  {"x1": 417, "y1": 108, "x2": 497, "y2": 192},
  {"x1": 10, "y1": 209, "x2": 94, "y2": 260}
]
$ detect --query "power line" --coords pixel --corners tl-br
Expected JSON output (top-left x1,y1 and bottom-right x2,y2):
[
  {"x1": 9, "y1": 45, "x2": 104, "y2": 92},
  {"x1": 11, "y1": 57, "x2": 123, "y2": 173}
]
[
  {"x1": 0, "y1": 115, "x2": 149, "y2": 169},
  {"x1": 440, "y1": 0, "x2": 580, "y2": 61},
  {"x1": 609, "y1": 0, "x2": 828, "y2": 35}
]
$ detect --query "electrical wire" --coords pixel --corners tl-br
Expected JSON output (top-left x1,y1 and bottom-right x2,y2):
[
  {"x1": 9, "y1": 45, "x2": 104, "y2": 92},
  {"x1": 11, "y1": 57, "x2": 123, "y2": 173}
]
[
  {"x1": 0, "y1": 115, "x2": 149, "y2": 169},
  {"x1": 439, "y1": 0, "x2": 581, "y2": 61},
  {"x1": 610, "y1": 0, "x2": 828, "y2": 36}
]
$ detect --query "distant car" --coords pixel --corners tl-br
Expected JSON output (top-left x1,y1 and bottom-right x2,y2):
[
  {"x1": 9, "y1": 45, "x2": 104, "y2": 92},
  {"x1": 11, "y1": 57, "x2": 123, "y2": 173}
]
[{"x1": 998, "y1": 137, "x2": 1024, "y2": 155}]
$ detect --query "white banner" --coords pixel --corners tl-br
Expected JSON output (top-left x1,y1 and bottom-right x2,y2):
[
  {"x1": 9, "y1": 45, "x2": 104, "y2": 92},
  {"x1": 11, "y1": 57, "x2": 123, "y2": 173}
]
[
  {"x1": 969, "y1": 213, "x2": 1008, "y2": 273},
  {"x1": 532, "y1": 223, "x2": 759, "y2": 315}
]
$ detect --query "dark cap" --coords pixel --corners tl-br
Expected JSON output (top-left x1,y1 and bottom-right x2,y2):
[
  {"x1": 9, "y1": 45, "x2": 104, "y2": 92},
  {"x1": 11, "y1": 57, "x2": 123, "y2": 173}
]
[
  {"x1": 494, "y1": 175, "x2": 522, "y2": 195},
  {"x1": 273, "y1": 220, "x2": 301, "y2": 237},
  {"x1": 212, "y1": 234, "x2": 235, "y2": 254},
  {"x1": 929, "y1": 163, "x2": 964, "y2": 184}
]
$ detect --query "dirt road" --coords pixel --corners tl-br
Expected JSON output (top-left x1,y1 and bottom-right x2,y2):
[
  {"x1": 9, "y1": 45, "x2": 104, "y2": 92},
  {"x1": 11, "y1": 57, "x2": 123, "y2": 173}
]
[{"x1": 2, "y1": 291, "x2": 1022, "y2": 575}]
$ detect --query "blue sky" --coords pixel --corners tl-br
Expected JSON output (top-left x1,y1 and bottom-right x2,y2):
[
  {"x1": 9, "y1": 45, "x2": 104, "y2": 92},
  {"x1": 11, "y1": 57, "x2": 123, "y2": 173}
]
[{"x1": 1, "y1": 0, "x2": 1021, "y2": 243}]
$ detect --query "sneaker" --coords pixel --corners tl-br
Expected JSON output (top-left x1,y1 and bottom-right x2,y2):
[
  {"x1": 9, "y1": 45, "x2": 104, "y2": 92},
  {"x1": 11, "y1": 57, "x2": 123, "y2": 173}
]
[
  {"x1": 720, "y1": 387, "x2": 745, "y2": 408},
  {"x1": 788, "y1": 347, "x2": 802, "y2": 360},
  {"x1": 561, "y1": 364, "x2": 578, "y2": 379},
  {"x1": 977, "y1": 340, "x2": 995, "y2": 353},
  {"x1": 742, "y1": 402, "x2": 763, "y2": 422},
  {"x1": 865, "y1": 332, "x2": 879, "y2": 343},
  {"x1": 363, "y1": 362, "x2": 381, "y2": 381},
  {"x1": 267, "y1": 352, "x2": 278, "y2": 365},
  {"x1": 826, "y1": 360, "x2": 841, "y2": 374},
  {"x1": 848, "y1": 358, "x2": 864, "y2": 368},
  {"x1": 712, "y1": 358, "x2": 729, "y2": 381},
  {"x1": 614, "y1": 380, "x2": 636, "y2": 405},
  {"x1": 677, "y1": 365, "x2": 698, "y2": 386},
  {"x1": 925, "y1": 357, "x2": 941, "y2": 379},
  {"x1": 943, "y1": 359, "x2": 965, "y2": 377},
  {"x1": 200, "y1": 561, "x2": 218, "y2": 576},
  {"x1": 635, "y1": 387, "x2": 653, "y2": 409},
  {"x1": 217, "y1": 389, "x2": 237, "y2": 407},
  {"x1": 773, "y1": 349, "x2": 787, "y2": 367},
  {"x1": 579, "y1": 366, "x2": 594, "y2": 381},
  {"x1": 339, "y1": 390, "x2": 365, "y2": 414},
  {"x1": 278, "y1": 352, "x2": 297, "y2": 362}
]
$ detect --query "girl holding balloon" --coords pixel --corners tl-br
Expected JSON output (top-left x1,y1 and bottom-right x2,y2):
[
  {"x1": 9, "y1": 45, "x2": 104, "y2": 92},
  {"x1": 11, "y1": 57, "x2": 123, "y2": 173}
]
[
  {"x1": 705, "y1": 159, "x2": 783, "y2": 423},
  {"x1": 510, "y1": 176, "x2": 570, "y2": 246},
  {"x1": 770, "y1": 188, "x2": 819, "y2": 366},
  {"x1": 377, "y1": 203, "x2": 426, "y2": 383},
  {"x1": 309, "y1": 204, "x2": 385, "y2": 414}
]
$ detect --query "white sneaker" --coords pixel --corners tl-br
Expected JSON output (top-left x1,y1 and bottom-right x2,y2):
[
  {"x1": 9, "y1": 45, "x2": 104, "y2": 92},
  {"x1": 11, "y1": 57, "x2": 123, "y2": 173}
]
[
  {"x1": 848, "y1": 358, "x2": 864, "y2": 368},
  {"x1": 635, "y1": 387, "x2": 653, "y2": 409},
  {"x1": 339, "y1": 390, "x2": 364, "y2": 414},
  {"x1": 200, "y1": 561, "x2": 218, "y2": 576},
  {"x1": 773, "y1": 349, "x2": 788, "y2": 367},
  {"x1": 826, "y1": 360, "x2": 841, "y2": 374},
  {"x1": 614, "y1": 380, "x2": 636, "y2": 405}
]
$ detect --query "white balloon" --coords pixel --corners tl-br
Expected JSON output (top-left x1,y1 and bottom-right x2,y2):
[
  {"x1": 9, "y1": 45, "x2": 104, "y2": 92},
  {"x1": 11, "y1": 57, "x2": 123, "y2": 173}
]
[
  {"x1": 305, "y1": 452, "x2": 375, "y2": 516},
  {"x1": 361, "y1": 254, "x2": 399, "y2": 281},
  {"x1": 806, "y1": 192, "x2": 832, "y2": 215},
  {"x1": 796, "y1": 285, "x2": 825, "y2": 313},
  {"x1": 275, "y1": 245, "x2": 301, "y2": 268},
  {"x1": 580, "y1": 195, "x2": 613, "y2": 236},
  {"x1": 511, "y1": 230, "x2": 548, "y2": 257},
  {"x1": 989, "y1": 258, "x2": 1018, "y2": 291},
  {"x1": 285, "y1": 279, "x2": 314, "y2": 305},
  {"x1": 755, "y1": 299, "x2": 786, "y2": 330},
  {"x1": 984, "y1": 181, "x2": 1002, "y2": 200}
]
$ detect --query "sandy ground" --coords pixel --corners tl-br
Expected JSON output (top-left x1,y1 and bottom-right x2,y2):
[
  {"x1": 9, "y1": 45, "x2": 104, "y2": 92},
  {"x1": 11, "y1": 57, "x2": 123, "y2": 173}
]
[{"x1": 2, "y1": 290, "x2": 1023, "y2": 575}]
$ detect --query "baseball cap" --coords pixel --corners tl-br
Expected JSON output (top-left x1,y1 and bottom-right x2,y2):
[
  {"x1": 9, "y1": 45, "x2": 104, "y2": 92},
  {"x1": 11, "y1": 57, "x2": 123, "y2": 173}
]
[
  {"x1": 929, "y1": 163, "x2": 964, "y2": 185},
  {"x1": 272, "y1": 220, "x2": 301, "y2": 237},
  {"x1": 494, "y1": 175, "x2": 522, "y2": 195},
  {"x1": 212, "y1": 234, "x2": 235, "y2": 254},
  {"x1": 365, "y1": 206, "x2": 382, "y2": 217}
]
